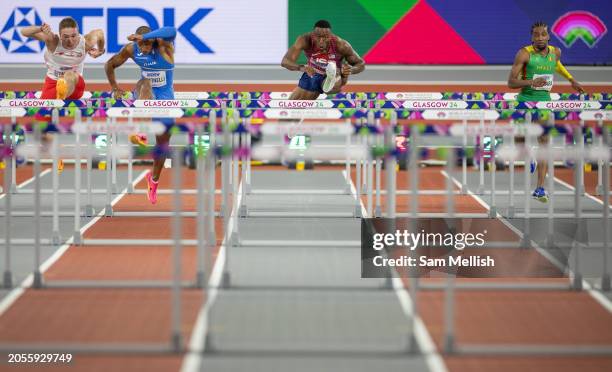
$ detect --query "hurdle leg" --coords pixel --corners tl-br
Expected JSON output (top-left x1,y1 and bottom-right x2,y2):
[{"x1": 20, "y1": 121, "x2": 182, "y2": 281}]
[
  {"x1": 461, "y1": 119, "x2": 468, "y2": 194},
  {"x1": 602, "y1": 127, "x2": 611, "y2": 291},
  {"x1": 33, "y1": 123, "x2": 43, "y2": 288},
  {"x1": 508, "y1": 122, "x2": 516, "y2": 218},
  {"x1": 127, "y1": 116, "x2": 134, "y2": 194},
  {"x1": 171, "y1": 148, "x2": 183, "y2": 352},
  {"x1": 476, "y1": 118, "x2": 485, "y2": 195},
  {"x1": 489, "y1": 120, "x2": 497, "y2": 217},
  {"x1": 3, "y1": 123, "x2": 13, "y2": 288},
  {"x1": 573, "y1": 131, "x2": 583, "y2": 291},
  {"x1": 521, "y1": 131, "x2": 531, "y2": 248},
  {"x1": 366, "y1": 134, "x2": 373, "y2": 216},
  {"x1": 546, "y1": 134, "x2": 555, "y2": 248},
  {"x1": 85, "y1": 117, "x2": 94, "y2": 217},
  {"x1": 104, "y1": 118, "x2": 113, "y2": 216},
  {"x1": 443, "y1": 149, "x2": 456, "y2": 353},
  {"x1": 344, "y1": 119, "x2": 351, "y2": 194},
  {"x1": 239, "y1": 119, "x2": 248, "y2": 217},
  {"x1": 207, "y1": 113, "x2": 217, "y2": 247},
  {"x1": 9, "y1": 116, "x2": 17, "y2": 193},
  {"x1": 596, "y1": 118, "x2": 604, "y2": 195},
  {"x1": 51, "y1": 133, "x2": 61, "y2": 245},
  {"x1": 111, "y1": 124, "x2": 118, "y2": 194},
  {"x1": 73, "y1": 127, "x2": 82, "y2": 245},
  {"x1": 385, "y1": 114, "x2": 397, "y2": 218},
  {"x1": 354, "y1": 133, "x2": 363, "y2": 218},
  {"x1": 577, "y1": 119, "x2": 585, "y2": 196},
  {"x1": 245, "y1": 118, "x2": 252, "y2": 194},
  {"x1": 221, "y1": 113, "x2": 231, "y2": 288},
  {"x1": 196, "y1": 122, "x2": 207, "y2": 288},
  {"x1": 375, "y1": 133, "x2": 382, "y2": 217}
]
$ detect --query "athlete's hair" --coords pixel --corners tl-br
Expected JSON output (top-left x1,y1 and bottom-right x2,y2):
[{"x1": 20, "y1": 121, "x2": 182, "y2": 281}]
[
  {"x1": 59, "y1": 17, "x2": 78, "y2": 31},
  {"x1": 136, "y1": 26, "x2": 151, "y2": 35},
  {"x1": 314, "y1": 20, "x2": 331, "y2": 29},
  {"x1": 531, "y1": 21, "x2": 547, "y2": 34}
]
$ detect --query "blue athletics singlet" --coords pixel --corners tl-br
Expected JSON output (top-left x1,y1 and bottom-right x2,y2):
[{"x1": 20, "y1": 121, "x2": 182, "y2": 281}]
[{"x1": 132, "y1": 42, "x2": 175, "y2": 100}]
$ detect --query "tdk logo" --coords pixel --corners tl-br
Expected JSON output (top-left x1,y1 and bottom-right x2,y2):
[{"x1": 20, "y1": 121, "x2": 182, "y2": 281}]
[
  {"x1": 1, "y1": 8, "x2": 45, "y2": 53},
  {"x1": 1, "y1": 7, "x2": 213, "y2": 54}
]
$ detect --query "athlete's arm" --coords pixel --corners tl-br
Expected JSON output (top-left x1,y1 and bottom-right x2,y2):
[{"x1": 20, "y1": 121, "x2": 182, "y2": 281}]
[
  {"x1": 338, "y1": 40, "x2": 365, "y2": 76},
  {"x1": 20, "y1": 23, "x2": 58, "y2": 52},
  {"x1": 85, "y1": 29, "x2": 106, "y2": 58},
  {"x1": 105, "y1": 43, "x2": 133, "y2": 99},
  {"x1": 554, "y1": 48, "x2": 585, "y2": 94},
  {"x1": 508, "y1": 49, "x2": 546, "y2": 89},
  {"x1": 281, "y1": 35, "x2": 314, "y2": 76},
  {"x1": 128, "y1": 27, "x2": 176, "y2": 64}
]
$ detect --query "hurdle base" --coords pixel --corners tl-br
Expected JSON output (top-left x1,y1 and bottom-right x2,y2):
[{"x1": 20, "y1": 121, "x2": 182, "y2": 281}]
[
  {"x1": 601, "y1": 274, "x2": 611, "y2": 292},
  {"x1": 238, "y1": 205, "x2": 248, "y2": 218},
  {"x1": 9, "y1": 183, "x2": 17, "y2": 194},
  {"x1": 221, "y1": 271, "x2": 231, "y2": 289},
  {"x1": 195, "y1": 271, "x2": 206, "y2": 289},
  {"x1": 104, "y1": 204, "x2": 113, "y2": 217},
  {"x1": 546, "y1": 234, "x2": 555, "y2": 249},
  {"x1": 171, "y1": 332, "x2": 183, "y2": 353},
  {"x1": 374, "y1": 206, "x2": 382, "y2": 218},
  {"x1": 51, "y1": 232, "x2": 61, "y2": 246},
  {"x1": 507, "y1": 206, "x2": 515, "y2": 218},
  {"x1": 204, "y1": 332, "x2": 215, "y2": 354},
  {"x1": 353, "y1": 205, "x2": 362, "y2": 218},
  {"x1": 573, "y1": 274, "x2": 583, "y2": 291},
  {"x1": 521, "y1": 235, "x2": 531, "y2": 249},
  {"x1": 3, "y1": 271, "x2": 13, "y2": 289},
  {"x1": 32, "y1": 271, "x2": 43, "y2": 289},
  {"x1": 444, "y1": 335, "x2": 455, "y2": 354},
  {"x1": 127, "y1": 184, "x2": 134, "y2": 194},
  {"x1": 85, "y1": 204, "x2": 95, "y2": 217},
  {"x1": 407, "y1": 333, "x2": 420, "y2": 355},
  {"x1": 74, "y1": 232, "x2": 82, "y2": 245},
  {"x1": 596, "y1": 185, "x2": 604, "y2": 196},
  {"x1": 381, "y1": 276, "x2": 393, "y2": 290},
  {"x1": 488, "y1": 207, "x2": 497, "y2": 218},
  {"x1": 343, "y1": 184, "x2": 352, "y2": 195}
]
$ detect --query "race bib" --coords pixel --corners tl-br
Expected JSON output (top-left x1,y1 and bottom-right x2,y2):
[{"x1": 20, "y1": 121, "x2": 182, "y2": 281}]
[
  {"x1": 142, "y1": 70, "x2": 167, "y2": 88},
  {"x1": 532, "y1": 73, "x2": 554, "y2": 91}
]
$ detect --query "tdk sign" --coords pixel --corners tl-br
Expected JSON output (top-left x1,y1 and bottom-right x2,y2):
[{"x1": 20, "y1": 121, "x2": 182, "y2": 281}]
[{"x1": 49, "y1": 7, "x2": 213, "y2": 53}]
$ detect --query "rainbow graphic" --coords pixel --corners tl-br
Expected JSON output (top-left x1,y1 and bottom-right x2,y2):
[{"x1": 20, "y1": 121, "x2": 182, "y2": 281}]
[{"x1": 552, "y1": 11, "x2": 607, "y2": 48}]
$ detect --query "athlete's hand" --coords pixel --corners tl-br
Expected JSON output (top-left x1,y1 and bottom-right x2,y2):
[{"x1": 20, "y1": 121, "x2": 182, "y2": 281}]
[
  {"x1": 40, "y1": 23, "x2": 53, "y2": 37},
  {"x1": 127, "y1": 34, "x2": 143, "y2": 42},
  {"x1": 87, "y1": 48, "x2": 105, "y2": 58},
  {"x1": 112, "y1": 87, "x2": 126, "y2": 100},
  {"x1": 570, "y1": 79, "x2": 585, "y2": 94},
  {"x1": 303, "y1": 65, "x2": 316, "y2": 77},
  {"x1": 341, "y1": 64, "x2": 352, "y2": 77},
  {"x1": 531, "y1": 77, "x2": 547, "y2": 88}
]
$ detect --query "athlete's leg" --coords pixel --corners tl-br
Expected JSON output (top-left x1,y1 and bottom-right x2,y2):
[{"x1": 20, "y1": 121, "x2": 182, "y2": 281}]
[
  {"x1": 56, "y1": 71, "x2": 78, "y2": 99},
  {"x1": 152, "y1": 132, "x2": 171, "y2": 182},
  {"x1": 289, "y1": 86, "x2": 319, "y2": 100},
  {"x1": 135, "y1": 78, "x2": 154, "y2": 99},
  {"x1": 536, "y1": 134, "x2": 548, "y2": 188}
]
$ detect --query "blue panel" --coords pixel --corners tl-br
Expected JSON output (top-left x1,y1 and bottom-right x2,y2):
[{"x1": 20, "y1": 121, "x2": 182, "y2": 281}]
[{"x1": 427, "y1": 0, "x2": 612, "y2": 65}]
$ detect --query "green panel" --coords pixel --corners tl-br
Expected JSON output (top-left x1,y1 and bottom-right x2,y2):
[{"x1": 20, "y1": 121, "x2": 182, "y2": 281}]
[
  {"x1": 289, "y1": 0, "x2": 386, "y2": 63},
  {"x1": 356, "y1": 0, "x2": 419, "y2": 29}
]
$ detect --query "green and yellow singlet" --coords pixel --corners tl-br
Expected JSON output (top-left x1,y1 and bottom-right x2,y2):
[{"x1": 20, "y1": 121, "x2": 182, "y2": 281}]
[{"x1": 517, "y1": 45, "x2": 557, "y2": 102}]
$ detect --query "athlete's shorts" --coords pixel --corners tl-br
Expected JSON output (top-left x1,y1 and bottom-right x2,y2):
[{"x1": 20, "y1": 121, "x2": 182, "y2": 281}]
[
  {"x1": 298, "y1": 72, "x2": 326, "y2": 94},
  {"x1": 41, "y1": 75, "x2": 85, "y2": 99}
]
